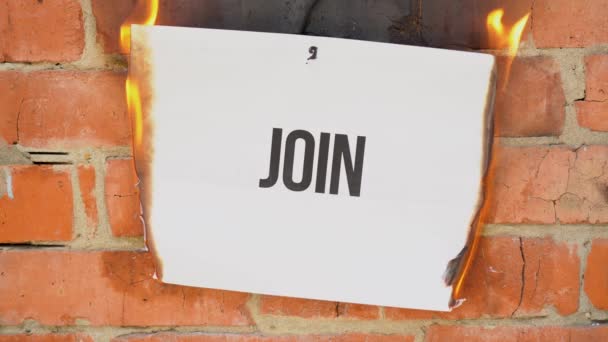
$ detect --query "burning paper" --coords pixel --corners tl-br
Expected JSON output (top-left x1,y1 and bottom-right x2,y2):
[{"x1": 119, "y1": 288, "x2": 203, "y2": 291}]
[{"x1": 129, "y1": 24, "x2": 495, "y2": 311}]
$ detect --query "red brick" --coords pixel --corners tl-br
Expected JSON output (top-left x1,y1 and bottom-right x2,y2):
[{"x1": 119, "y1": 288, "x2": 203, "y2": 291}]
[
  {"x1": 576, "y1": 101, "x2": 608, "y2": 132},
  {"x1": 487, "y1": 146, "x2": 608, "y2": 224},
  {"x1": 336, "y1": 303, "x2": 380, "y2": 319},
  {"x1": 0, "y1": 73, "x2": 20, "y2": 144},
  {"x1": 516, "y1": 238, "x2": 579, "y2": 315},
  {"x1": 533, "y1": 0, "x2": 608, "y2": 48},
  {"x1": 385, "y1": 236, "x2": 579, "y2": 320},
  {"x1": 584, "y1": 55, "x2": 608, "y2": 101},
  {"x1": 0, "y1": 0, "x2": 84, "y2": 62},
  {"x1": 113, "y1": 333, "x2": 414, "y2": 342},
  {"x1": 494, "y1": 57, "x2": 565, "y2": 137},
  {"x1": 260, "y1": 296, "x2": 379, "y2": 319},
  {"x1": 425, "y1": 326, "x2": 608, "y2": 342},
  {"x1": 0, "y1": 335, "x2": 93, "y2": 342},
  {"x1": 105, "y1": 158, "x2": 143, "y2": 236},
  {"x1": 78, "y1": 165, "x2": 98, "y2": 230},
  {"x1": 0, "y1": 251, "x2": 252, "y2": 326},
  {"x1": 554, "y1": 146, "x2": 608, "y2": 224},
  {"x1": 0, "y1": 166, "x2": 73, "y2": 242},
  {"x1": 488, "y1": 146, "x2": 569, "y2": 224},
  {"x1": 0, "y1": 71, "x2": 131, "y2": 148},
  {"x1": 584, "y1": 239, "x2": 608, "y2": 310},
  {"x1": 575, "y1": 55, "x2": 608, "y2": 132}
]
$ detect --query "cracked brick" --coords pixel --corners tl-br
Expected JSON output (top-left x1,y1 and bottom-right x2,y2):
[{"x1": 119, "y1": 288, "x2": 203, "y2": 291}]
[
  {"x1": 0, "y1": 73, "x2": 22, "y2": 144},
  {"x1": 488, "y1": 146, "x2": 608, "y2": 224},
  {"x1": 0, "y1": 251, "x2": 252, "y2": 326},
  {"x1": 0, "y1": 71, "x2": 131, "y2": 148},
  {"x1": 259, "y1": 296, "x2": 380, "y2": 319},
  {"x1": 105, "y1": 159, "x2": 143, "y2": 237},
  {"x1": 576, "y1": 55, "x2": 608, "y2": 132},
  {"x1": 384, "y1": 237, "x2": 579, "y2": 320}
]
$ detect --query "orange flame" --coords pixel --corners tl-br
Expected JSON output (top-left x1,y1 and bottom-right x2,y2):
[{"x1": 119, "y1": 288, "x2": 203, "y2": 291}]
[
  {"x1": 122, "y1": 0, "x2": 159, "y2": 148},
  {"x1": 451, "y1": 9, "x2": 530, "y2": 303},
  {"x1": 486, "y1": 9, "x2": 530, "y2": 89},
  {"x1": 126, "y1": 78, "x2": 144, "y2": 147},
  {"x1": 120, "y1": 0, "x2": 159, "y2": 54}
]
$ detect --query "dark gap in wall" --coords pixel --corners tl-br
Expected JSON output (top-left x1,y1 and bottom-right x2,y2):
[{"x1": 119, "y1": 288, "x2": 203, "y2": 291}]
[
  {"x1": 0, "y1": 243, "x2": 66, "y2": 248},
  {"x1": 28, "y1": 151, "x2": 70, "y2": 156},
  {"x1": 31, "y1": 161, "x2": 73, "y2": 165},
  {"x1": 152, "y1": 0, "x2": 532, "y2": 50}
]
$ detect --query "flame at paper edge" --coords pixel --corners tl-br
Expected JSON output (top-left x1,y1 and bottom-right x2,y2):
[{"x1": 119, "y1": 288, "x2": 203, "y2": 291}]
[
  {"x1": 486, "y1": 9, "x2": 530, "y2": 89},
  {"x1": 449, "y1": 9, "x2": 530, "y2": 307},
  {"x1": 121, "y1": 2, "x2": 163, "y2": 278}
]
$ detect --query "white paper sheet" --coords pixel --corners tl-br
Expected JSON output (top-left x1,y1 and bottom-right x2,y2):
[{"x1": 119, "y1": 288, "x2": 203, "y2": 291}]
[{"x1": 130, "y1": 25, "x2": 495, "y2": 311}]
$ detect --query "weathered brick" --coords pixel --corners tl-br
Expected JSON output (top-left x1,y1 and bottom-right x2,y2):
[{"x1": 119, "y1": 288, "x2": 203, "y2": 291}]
[
  {"x1": 0, "y1": 335, "x2": 93, "y2": 342},
  {"x1": 0, "y1": 166, "x2": 73, "y2": 242},
  {"x1": 0, "y1": 73, "x2": 20, "y2": 144},
  {"x1": 515, "y1": 238, "x2": 579, "y2": 315},
  {"x1": 488, "y1": 146, "x2": 569, "y2": 224},
  {"x1": 425, "y1": 325, "x2": 608, "y2": 342},
  {"x1": 113, "y1": 333, "x2": 414, "y2": 342},
  {"x1": 576, "y1": 101, "x2": 608, "y2": 132},
  {"x1": 78, "y1": 165, "x2": 98, "y2": 230},
  {"x1": 105, "y1": 158, "x2": 143, "y2": 237},
  {"x1": 554, "y1": 146, "x2": 608, "y2": 224},
  {"x1": 487, "y1": 146, "x2": 608, "y2": 224},
  {"x1": 533, "y1": 0, "x2": 608, "y2": 48},
  {"x1": 0, "y1": 0, "x2": 84, "y2": 62},
  {"x1": 385, "y1": 237, "x2": 579, "y2": 320},
  {"x1": 0, "y1": 71, "x2": 131, "y2": 148},
  {"x1": 336, "y1": 303, "x2": 380, "y2": 320},
  {"x1": 494, "y1": 57, "x2": 565, "y2": 137},
  {"x1": 584, "y1": 239, "x2": 608, "y2": 310},
  {"x1": 260, "y1": 296, "x2": 379, "y2": 319},
  {"x1": 576, "y1": 55, "x2": 608, "y2": 132},
  {"x1": 0, "y1": 251, "x2": 252, "y2": 326},
  {"x1": 584, "y1": 55, "x2": 608, "y2": 101}
]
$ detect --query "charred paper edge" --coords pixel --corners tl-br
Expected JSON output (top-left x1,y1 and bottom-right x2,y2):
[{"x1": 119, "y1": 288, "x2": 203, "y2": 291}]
[
  {"x1": 131, "y1": 27, "x2": 496, "y2": 306},
  {"x1": 446, "y1": 59, "x2": 497, "y2": 308},
  {"x1": 130, "y1": 25, "x2": 164, "y2": 280}
]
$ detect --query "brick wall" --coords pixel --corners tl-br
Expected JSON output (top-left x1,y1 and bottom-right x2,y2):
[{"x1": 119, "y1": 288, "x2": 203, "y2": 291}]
[{"x1": 1, "y1": 0, "x2": 608, "y2": 341}]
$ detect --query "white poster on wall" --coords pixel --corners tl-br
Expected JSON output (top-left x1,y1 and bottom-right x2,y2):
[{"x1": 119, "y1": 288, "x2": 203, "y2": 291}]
[{"x1": 129, "y1": 25, "x2": 495, "y2": 311}]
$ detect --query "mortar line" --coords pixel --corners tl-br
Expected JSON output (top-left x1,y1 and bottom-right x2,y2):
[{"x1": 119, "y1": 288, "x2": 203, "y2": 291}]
[
  {"x1": 0, "y1": 313, "x2": 600, "y2": 339},
  {"x1": 2, "y1": 224, "x2": 608, "y2": 251},
  {"x1": 482, "y1": 224, "x2": 608, "y2": 240},
  {"x1": 69, "y1": 163, "x2": 89, "y2": 246},
  {"x1": 75, "y1": 0, "x2": 128, "y2": 71},
  {"x1": 577, "y1": 238, "x2": 595, "y2": 316},
  {"x1": 94, "y1": 151, "x2": 118, "y2": 246}
]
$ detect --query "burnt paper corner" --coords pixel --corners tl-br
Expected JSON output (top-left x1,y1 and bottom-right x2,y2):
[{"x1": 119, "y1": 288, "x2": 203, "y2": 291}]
[
  {"x1": 130, "y1": 25, "x2": 164, "y2": 280},
  {"x1": 445, "y1": 59, "x2": 497, "y2": 309}
]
